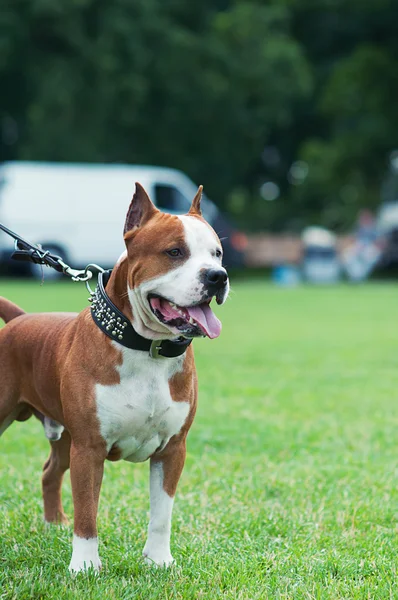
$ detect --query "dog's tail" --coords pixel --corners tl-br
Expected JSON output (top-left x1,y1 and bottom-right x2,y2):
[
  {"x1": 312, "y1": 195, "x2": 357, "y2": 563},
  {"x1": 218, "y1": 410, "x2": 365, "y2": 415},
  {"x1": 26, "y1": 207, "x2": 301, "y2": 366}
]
[{"x1": 0, "y1": 297, "x2": 25, "y2": 324}]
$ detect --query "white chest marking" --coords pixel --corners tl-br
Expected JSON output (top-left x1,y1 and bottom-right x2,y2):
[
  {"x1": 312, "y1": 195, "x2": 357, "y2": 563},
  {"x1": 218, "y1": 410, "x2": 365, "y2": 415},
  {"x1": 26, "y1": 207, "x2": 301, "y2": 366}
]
[{"x1": 95, "y1": 346, "x2": 189, "y2": 462}]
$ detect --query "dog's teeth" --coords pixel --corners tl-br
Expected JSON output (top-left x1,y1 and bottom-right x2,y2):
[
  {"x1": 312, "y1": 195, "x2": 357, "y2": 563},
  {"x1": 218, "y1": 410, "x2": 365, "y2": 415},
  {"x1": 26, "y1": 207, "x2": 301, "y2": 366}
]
[{"x1": 189, "y1": 317, "x2": 194, "y2": 324}]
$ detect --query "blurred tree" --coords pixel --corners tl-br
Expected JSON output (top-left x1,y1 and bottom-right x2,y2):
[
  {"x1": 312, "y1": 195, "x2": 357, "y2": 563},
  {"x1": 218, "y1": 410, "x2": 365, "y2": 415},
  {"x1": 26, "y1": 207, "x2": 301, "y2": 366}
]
[
  {"x1": 277, "y1": 0, "x2": 398, "y2": 231},
  {"x1": 1, "y1": 0, "x2": 398, "y2": 231},
  {"x1": 0, "y1": 0, "x2": 310, "y2": 228}
]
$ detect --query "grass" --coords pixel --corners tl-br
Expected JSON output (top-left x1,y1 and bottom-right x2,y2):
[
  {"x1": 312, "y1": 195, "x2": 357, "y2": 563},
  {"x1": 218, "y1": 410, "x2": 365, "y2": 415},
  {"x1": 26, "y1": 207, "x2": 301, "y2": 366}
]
[{"x1": 1, "y1": 278, "x2": 398, "y2": 599}]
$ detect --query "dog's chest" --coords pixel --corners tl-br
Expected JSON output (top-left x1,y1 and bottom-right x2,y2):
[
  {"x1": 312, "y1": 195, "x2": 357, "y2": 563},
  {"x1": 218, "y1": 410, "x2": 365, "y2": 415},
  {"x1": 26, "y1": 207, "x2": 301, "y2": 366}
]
[{"x1": 95, "y1": 347, "x2": 189, "y2": 462}]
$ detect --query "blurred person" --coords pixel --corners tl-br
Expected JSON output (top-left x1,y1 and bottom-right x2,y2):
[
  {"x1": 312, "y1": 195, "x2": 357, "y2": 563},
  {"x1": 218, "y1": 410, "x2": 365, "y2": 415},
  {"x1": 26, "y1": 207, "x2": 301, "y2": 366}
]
[{"x1": 342, "y1": 210, "x2": 384, "y2": 282}]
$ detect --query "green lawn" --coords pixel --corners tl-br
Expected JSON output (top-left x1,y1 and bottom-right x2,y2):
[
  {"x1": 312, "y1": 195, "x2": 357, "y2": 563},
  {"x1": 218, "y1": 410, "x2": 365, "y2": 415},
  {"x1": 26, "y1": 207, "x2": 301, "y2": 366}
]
[{"x1": 1, "y1": 279, "x2": 398, "y2": 599}]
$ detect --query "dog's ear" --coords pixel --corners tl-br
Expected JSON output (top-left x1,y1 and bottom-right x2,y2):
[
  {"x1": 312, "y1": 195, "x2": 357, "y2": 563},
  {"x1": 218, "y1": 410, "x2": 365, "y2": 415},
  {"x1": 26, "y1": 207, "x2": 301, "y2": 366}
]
[
  {"x1": 188, "y1": 185, "x2": 203, "y2": 217},
  {"x1": 124, "y1": 183, "x2": 158, "y2": 236}
]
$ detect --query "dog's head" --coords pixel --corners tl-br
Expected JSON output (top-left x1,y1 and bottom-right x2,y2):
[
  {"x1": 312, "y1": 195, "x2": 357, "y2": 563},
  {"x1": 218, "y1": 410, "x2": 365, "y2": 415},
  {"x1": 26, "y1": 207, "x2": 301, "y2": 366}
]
[{"x1": 122, "y1": 183, "x2": 229, "y2": 341}]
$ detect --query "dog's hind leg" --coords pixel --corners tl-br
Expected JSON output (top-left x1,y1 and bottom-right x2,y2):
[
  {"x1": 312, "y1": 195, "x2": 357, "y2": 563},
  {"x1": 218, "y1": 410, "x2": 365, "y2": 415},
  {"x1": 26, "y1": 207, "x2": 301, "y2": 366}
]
[
  {"x1": 0, "y1": 303, "x2": 26, "y2": 436},
  {"x1": 0, "y1": 367, "x2": 20, "y2": 437},
  {"x1": 42, "y1": 430, "x2": 71, "y2": 524},
  {"x1": 0, "y1": 406, "x2": 20, "y2": 436},
  {"x1": 0, "y1": 402, "x2": 35, "y2": 436}
]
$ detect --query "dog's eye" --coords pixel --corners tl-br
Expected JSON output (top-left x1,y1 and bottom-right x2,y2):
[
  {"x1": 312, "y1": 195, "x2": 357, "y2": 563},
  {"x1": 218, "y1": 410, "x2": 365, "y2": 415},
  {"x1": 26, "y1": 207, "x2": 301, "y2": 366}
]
[
  {"x1": 166, "y1": 248, "x2": 183, "y2": 258},
  {"x1": 215, "y1": 249, "x2": 222, "y2": 258}
]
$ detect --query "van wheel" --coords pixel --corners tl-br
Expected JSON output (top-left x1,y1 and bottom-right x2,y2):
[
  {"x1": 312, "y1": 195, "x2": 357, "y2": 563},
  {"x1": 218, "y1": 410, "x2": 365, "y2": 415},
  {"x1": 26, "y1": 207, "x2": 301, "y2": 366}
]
[{"x1": 30, "y1": 244, "x2": 66, "y2": 281}]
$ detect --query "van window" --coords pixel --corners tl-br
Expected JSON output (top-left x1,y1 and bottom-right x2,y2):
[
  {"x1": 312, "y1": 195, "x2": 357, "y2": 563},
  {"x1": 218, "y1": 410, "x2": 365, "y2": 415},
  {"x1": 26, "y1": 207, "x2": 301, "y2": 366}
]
[{"x1": 154, "y1": 184, "x2": 190, "y2": 213}]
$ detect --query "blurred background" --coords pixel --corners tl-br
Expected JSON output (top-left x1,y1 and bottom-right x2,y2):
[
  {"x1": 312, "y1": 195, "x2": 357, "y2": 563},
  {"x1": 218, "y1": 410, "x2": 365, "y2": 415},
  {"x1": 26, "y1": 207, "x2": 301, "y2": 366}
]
[{"x1": 1, "y1": 0, "x2": 398, "y2": 283}]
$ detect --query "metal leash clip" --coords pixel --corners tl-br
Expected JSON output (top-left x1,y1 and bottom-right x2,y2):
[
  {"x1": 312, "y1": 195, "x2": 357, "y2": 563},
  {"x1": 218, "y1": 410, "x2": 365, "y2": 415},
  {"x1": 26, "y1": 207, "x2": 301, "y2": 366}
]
[
  {"x1": 55, "y1": 259, "x2": 104, "y2": 288},
  {"x1": 53, "y1": 258, "x2": 92, "y2": 282},
  {"x1": 81, "y1": 264, "x2": 106, "y2": 295}
]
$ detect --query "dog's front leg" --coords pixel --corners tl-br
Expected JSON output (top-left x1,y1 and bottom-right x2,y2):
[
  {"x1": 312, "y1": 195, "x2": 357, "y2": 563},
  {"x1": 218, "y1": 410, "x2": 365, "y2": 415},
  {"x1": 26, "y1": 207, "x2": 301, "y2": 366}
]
[
  {"x1": 68, "y1": 442, "x2": 105, "y2": 573},
  {"x1": 143, "y1": 440, "x2": 186, "y2": 567}
]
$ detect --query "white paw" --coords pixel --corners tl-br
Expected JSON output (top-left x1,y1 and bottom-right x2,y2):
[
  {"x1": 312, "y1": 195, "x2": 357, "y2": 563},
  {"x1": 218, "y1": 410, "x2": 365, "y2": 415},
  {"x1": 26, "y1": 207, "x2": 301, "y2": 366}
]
[
  {"x1": 69, "y1": 535, "x2": 101, "y2": 574},
  {"x1": 143, "y1": 546, "x2": 174, "y2": 568},
  {"x1": 68, "y1": 556, "x2": 102, "y2": 574}
]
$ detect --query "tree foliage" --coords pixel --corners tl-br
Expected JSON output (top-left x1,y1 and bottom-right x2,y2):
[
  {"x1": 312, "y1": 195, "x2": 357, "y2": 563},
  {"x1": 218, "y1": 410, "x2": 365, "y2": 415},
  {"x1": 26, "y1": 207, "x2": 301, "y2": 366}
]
[{"x1": 1, "y1": 0, "x2": 397, "y2": 231}]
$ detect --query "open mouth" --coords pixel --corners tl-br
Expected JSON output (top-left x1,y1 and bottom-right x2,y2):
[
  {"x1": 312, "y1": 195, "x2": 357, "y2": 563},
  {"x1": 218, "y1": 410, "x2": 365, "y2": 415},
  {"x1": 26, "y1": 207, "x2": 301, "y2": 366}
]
[{"x1": 148, "y1": 294, "x2": 222, "y2": 339}]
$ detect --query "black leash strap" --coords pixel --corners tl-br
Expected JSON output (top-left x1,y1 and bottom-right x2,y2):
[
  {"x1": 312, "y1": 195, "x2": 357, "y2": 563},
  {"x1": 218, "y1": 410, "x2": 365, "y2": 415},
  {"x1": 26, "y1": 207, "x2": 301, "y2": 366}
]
[
  {"x1": 0, "y1": 222, "x2": 65, "y2": 272},
  {"x1": 0, "y1": 221, "x2": 97, "y2": 281}
]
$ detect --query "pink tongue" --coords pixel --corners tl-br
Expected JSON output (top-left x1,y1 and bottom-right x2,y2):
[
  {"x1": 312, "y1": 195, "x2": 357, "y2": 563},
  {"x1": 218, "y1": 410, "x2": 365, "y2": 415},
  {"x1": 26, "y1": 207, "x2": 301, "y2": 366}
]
[
  {"x1": 150, "y1": 297, "x2": 222, "y2": 339},
  {"x1": 186, "y1": 303, "x2": 222, "y2": 339}
]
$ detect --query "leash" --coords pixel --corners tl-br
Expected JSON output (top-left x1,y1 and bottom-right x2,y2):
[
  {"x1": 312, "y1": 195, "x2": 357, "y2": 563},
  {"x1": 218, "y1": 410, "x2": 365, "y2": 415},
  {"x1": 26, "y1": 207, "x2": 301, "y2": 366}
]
[
  {"x1": 0, "y1": 222, "x2": 191, "y2": 359},
  {"x1": 0, "y1": 221, "x2": 104, "y2": 286}
]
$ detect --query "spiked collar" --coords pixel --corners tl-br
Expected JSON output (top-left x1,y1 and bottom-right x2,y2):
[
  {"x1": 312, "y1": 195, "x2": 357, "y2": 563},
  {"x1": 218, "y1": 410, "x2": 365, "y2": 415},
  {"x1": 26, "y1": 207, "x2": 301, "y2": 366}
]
[{"x1": 89, "y1": 270, "x2": 192, "y2": 359}]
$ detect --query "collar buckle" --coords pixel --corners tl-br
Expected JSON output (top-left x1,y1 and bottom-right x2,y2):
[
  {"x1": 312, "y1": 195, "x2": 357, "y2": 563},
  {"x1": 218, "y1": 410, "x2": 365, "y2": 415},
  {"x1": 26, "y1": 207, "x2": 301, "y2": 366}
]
[{"x1": 149, "y1": 340, "x2": 164, "y2": 359}]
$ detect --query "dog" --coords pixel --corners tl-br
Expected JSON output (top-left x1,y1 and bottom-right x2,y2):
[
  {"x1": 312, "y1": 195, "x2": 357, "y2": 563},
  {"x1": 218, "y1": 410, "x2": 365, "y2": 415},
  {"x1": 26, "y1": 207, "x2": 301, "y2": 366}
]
[{"x1": 0, "y1": 183, "x2": 229, "y2": 573}]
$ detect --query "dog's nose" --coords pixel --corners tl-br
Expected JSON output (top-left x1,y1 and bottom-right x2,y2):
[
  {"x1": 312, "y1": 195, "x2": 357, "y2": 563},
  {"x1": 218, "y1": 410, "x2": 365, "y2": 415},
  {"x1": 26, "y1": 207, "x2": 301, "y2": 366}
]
[{"x1": 205, "y1": 269, "x2": 228, "y2": 289}]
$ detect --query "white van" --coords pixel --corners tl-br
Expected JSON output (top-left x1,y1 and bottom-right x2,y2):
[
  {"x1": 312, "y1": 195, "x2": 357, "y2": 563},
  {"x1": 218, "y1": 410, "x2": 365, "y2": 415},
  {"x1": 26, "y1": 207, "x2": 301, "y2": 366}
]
[{"x1": 0, "y1": 162, "x2": 245, "y2": 275}]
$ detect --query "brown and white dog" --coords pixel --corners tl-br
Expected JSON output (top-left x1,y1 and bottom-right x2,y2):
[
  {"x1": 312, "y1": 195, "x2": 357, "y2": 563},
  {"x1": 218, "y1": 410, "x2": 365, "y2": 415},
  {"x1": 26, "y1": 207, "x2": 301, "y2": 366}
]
[{"x1": 0, "y1": 183, "x2": 229, "y2": 573}]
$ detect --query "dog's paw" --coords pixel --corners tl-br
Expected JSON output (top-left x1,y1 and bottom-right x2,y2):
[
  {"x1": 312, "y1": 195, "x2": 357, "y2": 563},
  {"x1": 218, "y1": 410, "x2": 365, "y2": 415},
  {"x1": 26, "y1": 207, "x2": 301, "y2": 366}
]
[
  {"x1": 44, "y1": 511, "x2": 69, "y2": 527},
  {"x1": 68, "y1": 556, "x2": 102, "y2": 575},
  {"x1": 69, "y1": 536, "x2": 101, "y2": 574},
  {"x1": 143, "y1": 548, "x2": 175, "y2": 568}
]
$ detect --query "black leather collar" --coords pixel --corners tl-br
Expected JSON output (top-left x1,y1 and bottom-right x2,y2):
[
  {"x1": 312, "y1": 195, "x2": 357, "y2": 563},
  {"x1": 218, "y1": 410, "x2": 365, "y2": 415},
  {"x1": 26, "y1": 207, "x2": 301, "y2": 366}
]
[{"x1": 89, "y1": 270, "x2": 192, "y2": 359}]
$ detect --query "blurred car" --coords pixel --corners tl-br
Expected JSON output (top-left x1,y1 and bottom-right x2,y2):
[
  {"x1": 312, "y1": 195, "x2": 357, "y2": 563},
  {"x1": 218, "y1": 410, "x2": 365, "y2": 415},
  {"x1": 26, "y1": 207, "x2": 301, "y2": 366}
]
[
  {"x1": 301, "y1": 226, "x2": 340, "y2": 284},
  {"x1": 0, "y1": 162, "x2": 247, "y2": 277}
]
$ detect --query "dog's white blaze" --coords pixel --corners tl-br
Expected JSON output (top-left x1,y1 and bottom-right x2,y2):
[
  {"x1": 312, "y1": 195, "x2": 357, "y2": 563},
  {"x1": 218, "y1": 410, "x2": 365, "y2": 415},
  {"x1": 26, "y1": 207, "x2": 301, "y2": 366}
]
[
  {"x1": 95, "y1": 346, "x2": 189, "y2": 462},
  {"x1": 69, "y1": 535, "x2": 101, "y2": 573},
  {"x1": 178, "y1": 214, "x2": 220, "y2": 258},
  {"x1": 143, "y1": 461, "x2": 175, "y2": 567}
]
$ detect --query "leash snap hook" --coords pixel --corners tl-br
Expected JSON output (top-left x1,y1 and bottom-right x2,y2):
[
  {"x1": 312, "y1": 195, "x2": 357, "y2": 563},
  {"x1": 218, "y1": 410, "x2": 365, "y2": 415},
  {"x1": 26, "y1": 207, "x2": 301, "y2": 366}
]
[
  {"x1": 54, "y1": 259, "x2": 91, "y2": 282},
  {"x1": 82, "y1": 263, "x2": 106, "y2": 296}
]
